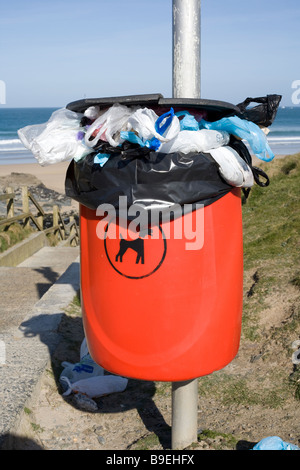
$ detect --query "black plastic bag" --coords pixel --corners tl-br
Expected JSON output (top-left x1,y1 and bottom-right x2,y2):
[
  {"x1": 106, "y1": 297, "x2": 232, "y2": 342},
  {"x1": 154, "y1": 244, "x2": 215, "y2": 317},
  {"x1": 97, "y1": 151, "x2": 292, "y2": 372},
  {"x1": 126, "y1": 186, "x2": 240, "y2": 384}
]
[
  {"x1": 65, "y1": 146, "x2": 233, "y2": 213},
  {"x1": 236, "y1": 94, "x2": 282, "y2": 127}
]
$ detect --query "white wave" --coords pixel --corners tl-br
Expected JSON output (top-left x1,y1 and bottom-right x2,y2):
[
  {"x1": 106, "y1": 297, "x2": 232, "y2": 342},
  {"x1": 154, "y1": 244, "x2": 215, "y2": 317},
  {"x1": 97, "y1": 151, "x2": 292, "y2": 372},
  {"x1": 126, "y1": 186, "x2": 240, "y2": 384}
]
[
  {"x1": 0, "y1": 138, "x2": 27, "y2": 152},
  {"x1": 268, "y1": 136, "x2": 300, "y2": 142}
]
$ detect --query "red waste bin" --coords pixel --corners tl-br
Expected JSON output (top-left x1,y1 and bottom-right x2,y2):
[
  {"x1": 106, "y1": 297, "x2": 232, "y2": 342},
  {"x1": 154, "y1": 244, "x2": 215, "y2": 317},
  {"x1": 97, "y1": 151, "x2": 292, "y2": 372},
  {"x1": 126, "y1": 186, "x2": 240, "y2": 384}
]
[{"x1": 79, "y1": 187, "x2": 243, "y2": 382}]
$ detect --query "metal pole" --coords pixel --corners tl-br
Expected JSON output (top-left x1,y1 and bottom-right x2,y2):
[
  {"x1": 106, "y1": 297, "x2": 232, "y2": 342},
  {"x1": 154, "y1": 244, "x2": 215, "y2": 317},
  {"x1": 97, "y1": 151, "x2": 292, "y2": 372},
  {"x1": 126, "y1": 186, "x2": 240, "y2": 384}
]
[
  {"x1": 171, "y1": 0, "x2": 201, "y2": 450},
  {"x1": 171, "y1": 379, "x2": 198, "y2": 449},
  {"x1": 172, "y1": 0, "x2": 201, "y2": 99}
]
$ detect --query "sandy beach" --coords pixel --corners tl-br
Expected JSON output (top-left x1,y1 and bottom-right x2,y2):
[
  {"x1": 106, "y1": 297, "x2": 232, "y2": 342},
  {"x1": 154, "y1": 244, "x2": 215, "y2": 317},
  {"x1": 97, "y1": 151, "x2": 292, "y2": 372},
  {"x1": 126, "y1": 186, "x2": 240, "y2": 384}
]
[{"x1": 0, "y1": 160, "x2": 71, "y2": 195}]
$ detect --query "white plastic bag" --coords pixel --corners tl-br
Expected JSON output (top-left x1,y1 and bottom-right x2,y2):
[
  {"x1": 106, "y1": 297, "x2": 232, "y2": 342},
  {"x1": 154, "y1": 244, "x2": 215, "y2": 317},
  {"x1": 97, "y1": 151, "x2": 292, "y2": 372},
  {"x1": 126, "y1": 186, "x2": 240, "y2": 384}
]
[
  {"x1": 158, "y1": 129, "x2": 230, "y2": 154},
  {"x1": 61, "y1": 375, "x2": 128, "y2": 398},
  {"x1": 59, "y1": 337, "x2": 128, "y2": 400},
  {"x1": 18, "y1": 108, "x2": 92, "y2": 166},
  {"x1": 84, "y1": 103, "x2": 135, "y2": 148},
  {"x1": 83, "y1": 105, "x2": 102, "y2": 121},
  {"x1": 208, "y1": 146, "x2": 254, "y2": 188},
  {"x1": 59, "y1": 337, "x2": 104, "y2": 386},
  {"x1": 126, "y1": 107, "x2": 180, "y2": 144}
]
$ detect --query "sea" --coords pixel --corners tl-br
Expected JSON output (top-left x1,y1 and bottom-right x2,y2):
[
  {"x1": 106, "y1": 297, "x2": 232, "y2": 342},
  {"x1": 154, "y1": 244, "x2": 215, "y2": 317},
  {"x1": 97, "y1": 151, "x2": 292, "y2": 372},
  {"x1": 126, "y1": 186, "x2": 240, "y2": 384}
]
[{"x1": 0, "y1": 106, "x2": 300, "y2": 165}]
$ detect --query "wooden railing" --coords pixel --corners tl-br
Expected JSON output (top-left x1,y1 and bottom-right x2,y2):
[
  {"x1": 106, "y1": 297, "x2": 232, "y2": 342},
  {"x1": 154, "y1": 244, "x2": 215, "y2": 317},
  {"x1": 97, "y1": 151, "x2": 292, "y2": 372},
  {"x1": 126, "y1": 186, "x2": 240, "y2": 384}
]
[{"x1": 0, "y1": 186, "x2": 79, "y2": 247}]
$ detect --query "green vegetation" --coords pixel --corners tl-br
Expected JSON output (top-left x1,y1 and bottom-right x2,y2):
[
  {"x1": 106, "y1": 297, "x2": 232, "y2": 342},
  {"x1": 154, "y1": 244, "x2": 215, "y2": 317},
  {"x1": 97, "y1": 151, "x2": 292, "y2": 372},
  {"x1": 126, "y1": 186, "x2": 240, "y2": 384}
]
[
  {"x1": 30, "y1": 423, "x2": 44, "y2": 433},
  {"x1": 0, "y1": 222, "x2": 34, "y2": 253},
  {"x1": 197, "y1": 429, "x2": 238, "y2": 450},
  {"x1": 242, "y1": 153, "x2": 300, "y2": 269},
  {"x1": 241, "y1": 154, "x2": 300, "y2": 342},
  {"x1": 195, "y1": 154, "x2": 300, "y2": 410},
  {"x1": 198, "y1": 369, "x2": 291, "y2": 409},
  {"x1": 130, "y1": 433, "x2": 161, "y2": 450},
  {"x1": 64, "y1": 292, "x2": 81, "y2": 316}
]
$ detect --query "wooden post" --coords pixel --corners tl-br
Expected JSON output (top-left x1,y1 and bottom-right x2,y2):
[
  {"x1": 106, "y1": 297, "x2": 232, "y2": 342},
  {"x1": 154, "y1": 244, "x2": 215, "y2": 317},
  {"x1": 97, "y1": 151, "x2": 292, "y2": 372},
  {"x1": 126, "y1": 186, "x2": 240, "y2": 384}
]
[
  {"x1": 6, "y1": 187, "x2": 14, "y2": 219},
  {"x1": 21, "y1": 186, "x2": 30, "y2": 229},
  {"x1": 53, "y1": 205, "x2": 59, "y2": 240},
  {"x1": 37, "y1": 212, "x2": 44, "y2": 231},
  {"x1": 69, "y1": 215, "x2": 75, "y2": 246},
  {"x1": 53, "y1": 205, "x2": 59, "y2": 227}
]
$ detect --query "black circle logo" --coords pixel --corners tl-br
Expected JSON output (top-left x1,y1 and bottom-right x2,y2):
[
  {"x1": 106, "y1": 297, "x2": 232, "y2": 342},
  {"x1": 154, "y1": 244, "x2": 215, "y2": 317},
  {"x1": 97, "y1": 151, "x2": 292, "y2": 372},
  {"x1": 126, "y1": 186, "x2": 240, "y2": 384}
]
[{"x1": 104, "y1": 222, "x2": 167, "y2": 279}]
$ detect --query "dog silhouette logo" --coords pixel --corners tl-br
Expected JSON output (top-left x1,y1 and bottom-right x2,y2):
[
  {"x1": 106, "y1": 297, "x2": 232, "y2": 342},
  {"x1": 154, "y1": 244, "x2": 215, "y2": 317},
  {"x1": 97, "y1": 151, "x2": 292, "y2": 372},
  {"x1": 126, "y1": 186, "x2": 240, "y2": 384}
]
[
  {"x1": 115, "y1": 227, "x2": 153, "y2": 265},
  {"x1": 104, "y1": 223, "x2": 166, "y2": 279}
]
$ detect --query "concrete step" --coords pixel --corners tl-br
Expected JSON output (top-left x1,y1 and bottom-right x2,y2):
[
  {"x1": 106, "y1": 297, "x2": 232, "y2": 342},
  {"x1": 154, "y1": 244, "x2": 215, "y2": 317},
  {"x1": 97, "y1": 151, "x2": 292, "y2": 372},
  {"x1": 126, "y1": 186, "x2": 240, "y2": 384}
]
[
  {"x1": 0, "y1": 246, "x2": 80, "y2": 449},
  {"x1": 0, "y1": 246, "x2": 79, "y2": 333}
]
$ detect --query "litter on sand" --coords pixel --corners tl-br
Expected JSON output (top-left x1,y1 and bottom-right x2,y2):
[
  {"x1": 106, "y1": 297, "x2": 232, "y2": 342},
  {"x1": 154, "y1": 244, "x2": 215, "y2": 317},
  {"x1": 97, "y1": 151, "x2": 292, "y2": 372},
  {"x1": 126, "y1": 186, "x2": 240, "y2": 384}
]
[
  {"x1": 59, "y1": 338, "x2": 128, "y2": 410},
  {"x1": 253, "y1": 436, "x2": 300, "y2": 450}
]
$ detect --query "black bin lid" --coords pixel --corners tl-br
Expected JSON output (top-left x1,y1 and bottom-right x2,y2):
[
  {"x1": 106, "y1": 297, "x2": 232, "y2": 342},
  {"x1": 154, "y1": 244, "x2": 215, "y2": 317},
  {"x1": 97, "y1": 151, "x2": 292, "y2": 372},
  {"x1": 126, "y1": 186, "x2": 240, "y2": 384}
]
[{"x1": 66, "y1": 93, "x2": 241, "y2": 120}]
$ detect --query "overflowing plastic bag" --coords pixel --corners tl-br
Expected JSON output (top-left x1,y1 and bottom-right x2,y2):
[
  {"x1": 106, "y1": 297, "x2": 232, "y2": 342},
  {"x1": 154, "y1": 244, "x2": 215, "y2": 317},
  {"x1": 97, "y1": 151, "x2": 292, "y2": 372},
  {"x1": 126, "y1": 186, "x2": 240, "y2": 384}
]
[
  {"x1": 200, "y1": 115, "x2": 275, "y2": 162},
  {"x1": 176, "y1": 110, "x2": 199, "y2": 131},
  {"x1": 236, "y1": 95, "x2": 282, "y2": 128},
  {"x1": 253, "y1": 436, "x2": 300, "y2": 450},
  {"x1": 128, "y1": 107, "x2": 176, "y2": 141},
  {"x1": 120, "y1": 107, "x2": 181, "y2": 151},
  {"x1": 158, "y1": 129, "x2": 230, "y2": 154},
  {"x1": 17, "y1": 94, "x2": 281, "y2": 203},
  {"x1": 18, "y1": 108, "x2": 93, "y2": 166},
  {"x1": 208, "y1": 146, "x2": 254, "y2": 188},
  {"x1": 84, "y1": 103, "x2": 135, "y2": 148}
]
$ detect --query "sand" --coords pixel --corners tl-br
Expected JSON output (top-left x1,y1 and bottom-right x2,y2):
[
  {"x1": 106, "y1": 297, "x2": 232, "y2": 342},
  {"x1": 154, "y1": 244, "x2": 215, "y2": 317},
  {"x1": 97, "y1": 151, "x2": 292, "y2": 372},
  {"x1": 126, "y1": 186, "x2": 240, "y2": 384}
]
[{"x1": 0, "y1": 160, "x2": 71, "y2": 195}]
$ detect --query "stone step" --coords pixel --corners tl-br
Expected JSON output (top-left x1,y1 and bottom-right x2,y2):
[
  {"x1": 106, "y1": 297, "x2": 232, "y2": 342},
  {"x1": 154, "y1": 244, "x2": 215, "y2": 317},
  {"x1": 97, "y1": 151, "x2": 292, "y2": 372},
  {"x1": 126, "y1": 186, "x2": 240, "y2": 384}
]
[
  {"x1": 0, "y1": 252, "x2": 80, "y2": 449},
  {"x1": 0, "y1": 246, "x2": 79, "y2": 333}
]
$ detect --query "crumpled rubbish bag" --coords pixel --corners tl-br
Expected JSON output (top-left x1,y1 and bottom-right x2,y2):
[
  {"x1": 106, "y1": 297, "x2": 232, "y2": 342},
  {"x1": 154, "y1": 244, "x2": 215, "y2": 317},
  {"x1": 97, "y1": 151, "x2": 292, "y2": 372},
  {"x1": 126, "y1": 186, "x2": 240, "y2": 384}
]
[
  {"x1": 176, "y1": 111, "x2": 199, "y2": 131},
  {"x1": 84, "y1": 103, "x2": 135, "y2": 148},
  {"x1": 65, "y1": 148, "x2": 234, "y2": 213},
  {"x1": 200, "y1": 115, "x2": 275, "y2": 162},
  {"x1": 208, "y1": 146, "x2": 254, "y2": 188},
  {"x1": 59, "y1": 338, "x2": 128, "y2": 402},
  {"x1": 18, "y1": 107, "x2": 93, "y2": 166},
  {"x1": 122, "y1": 107, "x2": 181, "y2": 151},
  {"x1": 60, "y1": 375, "x2": 128, "y2": 399},
  {"x1": 236, "y1": 94, "x2": 282, "y2": 128},
  {"x1": 127, "y1": 107, "x2": 180, "y2": 143},
  {"x1": 60, "y1": 355, "x2": 104, "y2": 383},
  {"x1": 253, "y1": 436, "x2": 300, "y2": 450},
  {"x1": 158, "y1": 129, "x2": 230, "y2": 154}
]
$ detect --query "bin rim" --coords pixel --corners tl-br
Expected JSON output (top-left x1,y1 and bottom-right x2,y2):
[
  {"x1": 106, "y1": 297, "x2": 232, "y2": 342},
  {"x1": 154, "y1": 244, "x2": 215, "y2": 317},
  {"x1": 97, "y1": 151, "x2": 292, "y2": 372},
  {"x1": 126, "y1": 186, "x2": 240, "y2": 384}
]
[{"x1": 66, "y1": 93, "x2": 241, "y2": 116}]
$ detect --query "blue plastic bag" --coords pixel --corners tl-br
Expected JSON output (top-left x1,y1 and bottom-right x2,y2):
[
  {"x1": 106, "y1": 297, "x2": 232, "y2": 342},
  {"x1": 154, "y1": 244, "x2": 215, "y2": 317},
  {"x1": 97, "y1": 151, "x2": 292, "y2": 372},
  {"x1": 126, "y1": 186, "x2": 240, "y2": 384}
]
[
  {"x1": 200, "y1": 115, "x2": 275, "y2": 162},
  {"x1": 175, "y1": 111, "x2": 199, "y2": 131},
  {"x1": 253, "y1": 436, "x2": 300, "y2": 450},
  {"x1": 120, "y1": 131, "x2": 161, "y2": 151},
  {"x1": 94, "y1": 153, "x2": 111, "y2": 167}
]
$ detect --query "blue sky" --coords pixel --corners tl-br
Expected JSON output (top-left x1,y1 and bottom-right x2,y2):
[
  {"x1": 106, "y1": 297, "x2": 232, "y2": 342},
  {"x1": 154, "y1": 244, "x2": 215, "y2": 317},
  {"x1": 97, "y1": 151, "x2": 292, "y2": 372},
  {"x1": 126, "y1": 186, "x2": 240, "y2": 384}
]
[{"x1": 0, "y1": 0, "x2": 298, "y2": 107}]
